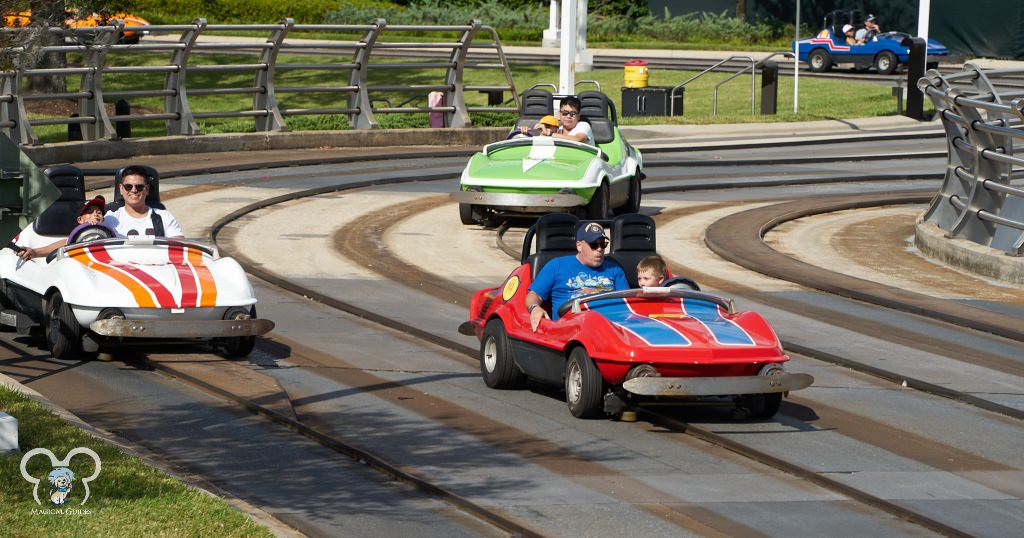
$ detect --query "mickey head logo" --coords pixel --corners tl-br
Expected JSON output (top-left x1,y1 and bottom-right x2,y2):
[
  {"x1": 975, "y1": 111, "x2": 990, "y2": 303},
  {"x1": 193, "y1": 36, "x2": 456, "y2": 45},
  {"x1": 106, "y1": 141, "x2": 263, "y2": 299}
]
[{"x1": 20, "y1": 447, "x2": 101, "y2": 505}]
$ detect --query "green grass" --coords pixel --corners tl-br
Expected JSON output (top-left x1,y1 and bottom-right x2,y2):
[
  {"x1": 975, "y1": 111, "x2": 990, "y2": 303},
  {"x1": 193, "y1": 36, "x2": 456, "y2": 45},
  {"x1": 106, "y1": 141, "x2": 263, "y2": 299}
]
[
  {"x1": 0, "y1": 385, "x2": 272, "y2": 537},
  {"x1": 26, "y1": 45, "x2": 904, "y2": 143}
]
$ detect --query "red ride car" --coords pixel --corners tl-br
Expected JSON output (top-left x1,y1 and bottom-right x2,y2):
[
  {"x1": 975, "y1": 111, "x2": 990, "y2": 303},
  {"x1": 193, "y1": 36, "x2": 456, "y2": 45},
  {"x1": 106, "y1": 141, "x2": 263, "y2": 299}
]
[{"x1": 459, "y1": 213, "x2": 813, "y2": 419}]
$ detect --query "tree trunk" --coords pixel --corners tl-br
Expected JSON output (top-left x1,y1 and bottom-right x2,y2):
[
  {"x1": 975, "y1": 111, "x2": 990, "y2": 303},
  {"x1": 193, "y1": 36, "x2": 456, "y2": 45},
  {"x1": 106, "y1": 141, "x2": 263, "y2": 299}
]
[
  {"x1": 736, "y1": 0, "x2": 746, "y2": 22},
  {"x1": 26, "y1": 0, "x2": 68, "y2": 94}
]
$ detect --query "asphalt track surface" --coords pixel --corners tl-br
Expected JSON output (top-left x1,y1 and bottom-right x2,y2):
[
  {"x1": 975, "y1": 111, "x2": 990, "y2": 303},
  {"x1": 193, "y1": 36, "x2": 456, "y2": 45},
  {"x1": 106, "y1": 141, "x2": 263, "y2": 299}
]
[{"x1": 2, "y1": 129, "x2": 1023, "y2": 536}]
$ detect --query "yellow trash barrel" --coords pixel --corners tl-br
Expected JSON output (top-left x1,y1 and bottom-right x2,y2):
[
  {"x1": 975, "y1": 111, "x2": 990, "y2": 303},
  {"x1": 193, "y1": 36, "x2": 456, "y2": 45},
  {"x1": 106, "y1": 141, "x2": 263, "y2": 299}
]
[{"x1": 624, "y1": 59, "x2": 649, "y2": 88}]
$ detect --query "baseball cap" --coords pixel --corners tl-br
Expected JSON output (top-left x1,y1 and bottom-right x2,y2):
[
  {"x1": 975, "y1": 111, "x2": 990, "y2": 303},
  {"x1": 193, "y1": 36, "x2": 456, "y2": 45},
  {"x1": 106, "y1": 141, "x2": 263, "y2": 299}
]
[
  {"x1": 866, "y1": 14, "x2": 877, "y2": 22},
  {"x1": 539, "y1": 114, "x2": 559, "y2": 127},
  {"x1": 842, "y1": 24, "x2": 853, "y2": 33},
  {"x1": 80, "y1": 195, "x2": 105, "y2": 216},
  {"x1": 576, "y1": 221, "x2": 608, "y2": 243}
]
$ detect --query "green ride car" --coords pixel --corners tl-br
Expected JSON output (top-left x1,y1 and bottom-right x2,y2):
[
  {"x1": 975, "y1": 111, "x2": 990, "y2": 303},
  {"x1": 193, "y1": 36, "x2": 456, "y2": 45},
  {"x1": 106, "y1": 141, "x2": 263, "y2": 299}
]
[{"x1": 451, "y1": 89, "x2": 643, "y2": 224}]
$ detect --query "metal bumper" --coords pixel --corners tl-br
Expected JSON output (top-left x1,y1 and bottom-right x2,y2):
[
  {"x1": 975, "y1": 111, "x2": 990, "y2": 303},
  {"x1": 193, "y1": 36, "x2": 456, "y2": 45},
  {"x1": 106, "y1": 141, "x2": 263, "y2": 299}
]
[
  {"x1": 622, "y1": 373, "x2": 814, "y2": 397},
  {"x1": 450, "y1": 191, "x2": 586, "y2": 210},
  {"x1": 90, "y1": 318, "x2": 275, "y2": 338}
]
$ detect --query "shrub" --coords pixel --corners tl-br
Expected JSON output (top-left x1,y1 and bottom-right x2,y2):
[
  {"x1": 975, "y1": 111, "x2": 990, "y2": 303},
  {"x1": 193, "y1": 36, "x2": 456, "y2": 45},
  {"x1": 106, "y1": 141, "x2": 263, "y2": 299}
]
[{"x1": 133, "y1": 0, "x2": 399, "y2": 25}]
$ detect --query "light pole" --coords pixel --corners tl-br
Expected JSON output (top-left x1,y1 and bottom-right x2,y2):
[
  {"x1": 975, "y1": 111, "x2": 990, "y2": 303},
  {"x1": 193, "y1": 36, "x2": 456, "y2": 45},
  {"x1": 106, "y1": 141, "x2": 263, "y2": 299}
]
[{"x1": 794, "y1": 0, "x2": 800, "y2": 114}]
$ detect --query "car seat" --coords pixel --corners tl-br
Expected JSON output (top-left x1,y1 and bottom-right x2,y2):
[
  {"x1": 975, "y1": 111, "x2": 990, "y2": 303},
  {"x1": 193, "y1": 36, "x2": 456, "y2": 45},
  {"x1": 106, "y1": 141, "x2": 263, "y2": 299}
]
[
  {"x1": 525, "y1": 212, "x2": 579, "y2": 281},
  {"x1": 577, "y1": 91, "x2": 616, "y2": 145},
  {"x1": 35, "y1": 165, "x2": 86, "y2": 237},
  {"x1": 515, "y1": 88, "x2": 554, "y2": 131},
  {"x1": 607, "y1": 213, "x2": 657, "y2": 288},
  {"x1": 107, "y1": 165, "x2": 165, "y2": 212}
]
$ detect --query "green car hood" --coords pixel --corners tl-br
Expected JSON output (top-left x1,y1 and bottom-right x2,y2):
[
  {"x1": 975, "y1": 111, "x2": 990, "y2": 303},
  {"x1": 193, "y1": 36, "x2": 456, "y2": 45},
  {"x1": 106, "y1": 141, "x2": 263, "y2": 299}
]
[{"x1": 466, "y1": 144, "x2": 595, "y2": 181}]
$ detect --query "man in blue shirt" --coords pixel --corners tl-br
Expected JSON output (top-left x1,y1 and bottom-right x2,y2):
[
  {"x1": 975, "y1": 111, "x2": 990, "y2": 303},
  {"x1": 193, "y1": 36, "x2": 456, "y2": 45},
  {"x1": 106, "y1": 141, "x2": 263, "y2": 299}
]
[{"x1": 525, "y1": 221, "x2": 630, "y2": 331}]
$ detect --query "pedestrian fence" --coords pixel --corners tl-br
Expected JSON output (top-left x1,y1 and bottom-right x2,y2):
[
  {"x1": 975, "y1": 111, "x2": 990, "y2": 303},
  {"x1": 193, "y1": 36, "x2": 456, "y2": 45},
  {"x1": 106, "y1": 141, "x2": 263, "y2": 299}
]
[
  {"x1": 919, "y1": 64, "x2": 1024, "y2": 256},
  {"x1": 0, "y1": 18, "x2": 520, "y2": 145}
]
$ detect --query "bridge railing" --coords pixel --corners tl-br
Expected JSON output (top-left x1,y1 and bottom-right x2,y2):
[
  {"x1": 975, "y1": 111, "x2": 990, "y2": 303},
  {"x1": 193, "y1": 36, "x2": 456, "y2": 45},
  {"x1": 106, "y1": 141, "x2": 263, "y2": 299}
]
[
  {"x1": 0, "y1": 18, "x2": 520, "y2": 145},
  {"x1": 919, "y1": 64, "x2": 1024, "y2": 256}
]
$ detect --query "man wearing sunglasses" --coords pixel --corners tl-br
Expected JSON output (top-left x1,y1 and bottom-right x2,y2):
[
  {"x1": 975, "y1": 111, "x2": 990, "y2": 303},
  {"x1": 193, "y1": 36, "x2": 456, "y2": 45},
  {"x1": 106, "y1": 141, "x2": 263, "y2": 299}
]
[
  {"x1": 103, "y1": 166, "x2": 184, "y2": 239},
  {"x1": 524, "y1": 221, "x2": 628, "y2": 331},
  {"x1": 550, "y1": 96, "x2": 594, "y2": 146}
]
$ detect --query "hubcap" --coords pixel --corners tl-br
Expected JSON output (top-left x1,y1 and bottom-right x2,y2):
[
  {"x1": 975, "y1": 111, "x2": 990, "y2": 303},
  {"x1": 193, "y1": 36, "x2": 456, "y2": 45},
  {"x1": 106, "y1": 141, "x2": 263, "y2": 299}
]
[
  {"x1": 483, "y1": 336, "x2": 497, "y2": 373},
  {"x1": 567, "y1": 360, "x2": 582, "y2": 403}
]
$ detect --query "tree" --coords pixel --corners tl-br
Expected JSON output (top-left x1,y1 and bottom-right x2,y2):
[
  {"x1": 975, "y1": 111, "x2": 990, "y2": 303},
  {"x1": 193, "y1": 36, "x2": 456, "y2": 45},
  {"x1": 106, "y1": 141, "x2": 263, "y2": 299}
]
[
  {"x1": 736, "y1": 0, "x2": 746, "y2": 21},
  {"x1": 1, "y1": 1, "x2": 137, "y2": 92}
]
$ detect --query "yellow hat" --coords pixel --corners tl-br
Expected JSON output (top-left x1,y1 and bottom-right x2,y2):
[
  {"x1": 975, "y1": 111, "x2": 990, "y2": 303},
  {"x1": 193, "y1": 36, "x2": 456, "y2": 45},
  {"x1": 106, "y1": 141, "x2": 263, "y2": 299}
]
[{"x1": 539, "y1": 114, "x2": 559, "y2": 127}]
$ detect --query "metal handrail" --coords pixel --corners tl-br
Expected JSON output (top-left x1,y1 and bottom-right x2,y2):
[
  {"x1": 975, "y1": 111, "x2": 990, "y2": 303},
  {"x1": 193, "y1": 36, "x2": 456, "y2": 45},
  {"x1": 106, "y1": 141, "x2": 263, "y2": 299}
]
[
  {"x1": 713, "y1": 52, "x2": 795, "y2": 116},
  {"x1": 919, "y1": 63, "x2": 1024, "y2": 255},
  {"x1": 670, "y1": 56, "x2": 755, "y2": 116},
  {"x1": 0, "y1": 18, "x2": 518, "y2": 144}
]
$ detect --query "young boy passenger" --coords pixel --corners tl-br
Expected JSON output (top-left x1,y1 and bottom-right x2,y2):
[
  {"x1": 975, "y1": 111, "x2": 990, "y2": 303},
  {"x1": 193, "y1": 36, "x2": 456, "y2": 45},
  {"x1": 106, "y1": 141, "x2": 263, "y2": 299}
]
[{"x1": 636, "y1": 255, "x2": 667, "y2": 287}]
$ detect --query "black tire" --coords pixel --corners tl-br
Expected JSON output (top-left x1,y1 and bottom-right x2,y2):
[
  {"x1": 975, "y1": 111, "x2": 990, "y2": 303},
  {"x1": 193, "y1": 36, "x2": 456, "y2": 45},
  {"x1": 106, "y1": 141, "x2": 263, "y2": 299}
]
[
  {"x1": 480, "y1": 319, "x2": 525, "y2": 389},
  {"x1": 875, "y1": 51, "x2": 898, "y2": 75},
  {"x1": 459, "y1": 203, "x2": 478, "y2": 225},
  {"x1": 565, "y1": 347, "x2": 604, "y2": 418},
  {"x1": 46, "y1": 292, "x2": 82, "y2": 360},
  {"x1": 745, "y1": 393, "x2": 782, "y2": 419},
  {"x1": 222, "y1": 306, "x2": 257, "y2": 359},
  {"x1": 808, "y1": 49, "x2": 831, "y2": 73},
  {"x1": 615, "y1": 175, "x2": 642, "y2": 215},
  {"x1": 586, "y1": 181, "x2": 609, "y2": 220}
]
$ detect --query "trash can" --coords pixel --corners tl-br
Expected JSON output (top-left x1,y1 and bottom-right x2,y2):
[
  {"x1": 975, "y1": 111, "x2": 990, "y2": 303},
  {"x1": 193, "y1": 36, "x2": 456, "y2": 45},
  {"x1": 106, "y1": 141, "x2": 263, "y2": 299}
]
[{"x1": 624, "y1": 59, "x2": 649, "y2": 89}]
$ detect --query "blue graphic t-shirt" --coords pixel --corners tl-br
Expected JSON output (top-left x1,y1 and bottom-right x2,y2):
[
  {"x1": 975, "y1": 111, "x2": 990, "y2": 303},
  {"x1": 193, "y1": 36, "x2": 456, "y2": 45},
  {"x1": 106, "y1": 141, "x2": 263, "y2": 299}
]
[{"x1": 528, "y1": 255, "x2": 629, "y2": 319}]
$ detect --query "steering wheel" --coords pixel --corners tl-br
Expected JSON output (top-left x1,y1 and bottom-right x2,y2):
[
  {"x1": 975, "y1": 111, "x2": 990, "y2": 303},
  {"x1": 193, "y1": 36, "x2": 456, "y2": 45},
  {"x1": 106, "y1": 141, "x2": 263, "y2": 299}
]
[
  {"x1": 69, "y1": 224, "x2": 115, "y2": 245},
  {"x1": 661, "y1": 277, "x2": 700, "y2": 291}
]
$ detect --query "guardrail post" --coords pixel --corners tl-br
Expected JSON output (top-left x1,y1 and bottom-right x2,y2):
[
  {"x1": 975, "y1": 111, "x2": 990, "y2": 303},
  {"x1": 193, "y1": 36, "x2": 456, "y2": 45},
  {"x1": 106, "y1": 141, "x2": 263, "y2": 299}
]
[
  {"x1": 445, "y1": 19, "x2": 480, "y2": 128},
  {"x1": 165, "y1": 18, "x2": 205, "y2": 136},
  {"x1": 919, "y1": 73, "x2": 971, "y2": 229},
  {"x1": 255, "y1": 18, "x2": 292, "y2": 132},
  {"x1": 0, "y1": 72, "x2": 35, "y2": 145},
  {"x1": 115, "y1": 99, "x2": 131, "y2": 138},
  {"x1": 901, "y1": 37, "x2": 926, "y2": 120},
  {"x1": 349, "y1": 19, "x2": 384, "y2": 129},
  {"x1": 80, "y1": 23, "x2": 119, "y2": 140},
  {"x1": 760, "y1": 60, "x2": 778, "y2": 115}
]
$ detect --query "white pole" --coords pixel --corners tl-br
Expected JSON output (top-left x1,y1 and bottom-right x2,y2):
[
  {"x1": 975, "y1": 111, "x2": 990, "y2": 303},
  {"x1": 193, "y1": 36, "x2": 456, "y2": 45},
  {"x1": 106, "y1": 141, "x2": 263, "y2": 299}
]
[
  {"x1": 918, "y1": 0, "x2": 931, "y2": 41},
  {"x1": 794, "y1": 0, "x2": 800, "y2": 114},
  {"x1": 575, "y1": 0, "x2": 593, "y2": 72},
  {"x1": 559, "y1": 0, "x2": 577, "y2": 94},
  {"x1": 543, "y1": 0, "x2": 560, "y2": 48}
]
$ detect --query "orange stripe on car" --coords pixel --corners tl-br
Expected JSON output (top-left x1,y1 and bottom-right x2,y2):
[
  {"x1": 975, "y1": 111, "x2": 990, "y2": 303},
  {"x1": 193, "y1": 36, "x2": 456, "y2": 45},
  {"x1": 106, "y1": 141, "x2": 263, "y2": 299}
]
[{"x1": 187, "y1": 246, "x2": 218, "y2": 307}]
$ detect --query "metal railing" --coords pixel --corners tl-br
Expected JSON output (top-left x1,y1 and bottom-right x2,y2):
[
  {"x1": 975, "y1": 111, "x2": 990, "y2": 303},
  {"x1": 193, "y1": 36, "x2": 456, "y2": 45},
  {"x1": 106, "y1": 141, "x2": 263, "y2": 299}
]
[
  {"x1": 0, "y1": 18, "x2": 519, "y2": 145},
  {"x1": 712, "y1": 52, "x2": 794, "y2": 116},
  {"x1": 919, "y1": 63, "x2": 1024, "y2": 256},
  {"x1": 669, "y1": 56, "x2": 755, "y2": 117}
]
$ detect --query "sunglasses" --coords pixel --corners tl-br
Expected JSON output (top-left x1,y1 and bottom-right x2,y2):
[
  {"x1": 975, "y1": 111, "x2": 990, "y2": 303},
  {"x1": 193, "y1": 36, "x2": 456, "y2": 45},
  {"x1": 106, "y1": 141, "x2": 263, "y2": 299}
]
[
  {"x1": 122, "y1": 183, "x2": 147, "y2": 192},
  {"x1": 588, "y1": 240, "x2": 608, "y2": 250},
  {"x1": 559, "y1": 110, "x2": 579, "y2": 118}
]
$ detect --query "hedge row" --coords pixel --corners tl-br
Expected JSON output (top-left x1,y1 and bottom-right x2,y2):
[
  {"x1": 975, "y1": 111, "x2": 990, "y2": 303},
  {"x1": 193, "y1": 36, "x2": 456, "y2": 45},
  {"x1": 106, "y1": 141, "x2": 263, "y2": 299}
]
[{"x1": 132, "y1": 0, "x2": 398, "y2": 25}]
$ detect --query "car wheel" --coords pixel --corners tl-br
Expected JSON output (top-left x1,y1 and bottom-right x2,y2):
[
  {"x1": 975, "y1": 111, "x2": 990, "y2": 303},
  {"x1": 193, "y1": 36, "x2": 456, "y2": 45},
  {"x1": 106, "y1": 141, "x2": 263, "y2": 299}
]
[
  {"x1": 459, "y1": 203, "x2": 480, "y2": 225},
  {"x1": 743, "y1": 393, "x2": 782, "y2": 419},
  {"x1": 480, "y1": 319, "x2": 525, "y2": 389},
  {"x1": 615, "y1": 175, "x2": 642, "y2": 215},
  {"x1": 46, "y1": 292, "x2": 82, "y2": 360},
  {"x1": 565, "y1": 347, "x2": 604, "y2": 418},
  {"x1": 875, "y1": 51, "x2": 898, "y2": 75},
  {"x1": 808, "y1": 49, "x2": 831, "y2": 73},
  {"x1": 222, "y1": 306, "x2": 257, "y2": 359},
  {"x1": 586, "y1": 181, "x2": 609, "y2": 220}
]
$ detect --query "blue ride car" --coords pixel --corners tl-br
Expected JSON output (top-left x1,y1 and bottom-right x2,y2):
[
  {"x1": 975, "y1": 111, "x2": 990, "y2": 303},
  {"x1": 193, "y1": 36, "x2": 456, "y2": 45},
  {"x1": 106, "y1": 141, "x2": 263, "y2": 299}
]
[{"x1": 794, "y1": 11, "x2": 949, "y2": 75}]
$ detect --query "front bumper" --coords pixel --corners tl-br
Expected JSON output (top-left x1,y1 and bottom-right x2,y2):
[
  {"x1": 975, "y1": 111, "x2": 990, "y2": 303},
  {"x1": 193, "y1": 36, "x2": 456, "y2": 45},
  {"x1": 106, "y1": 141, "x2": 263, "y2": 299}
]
[
  {"x1": 90, "y1": 318, "x2": 275, "y2": 338},
  {"x1": 450, "y1": 191, "x2": 586, "y2": 211},
  {"x1": 622, "y1": 373, "x2": 813, "y2": 396}
]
